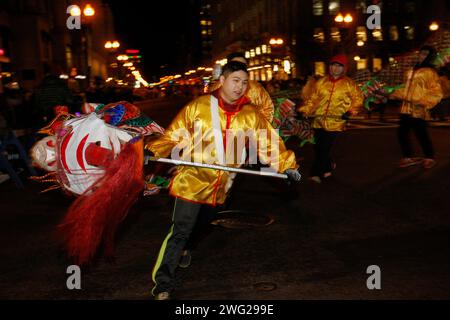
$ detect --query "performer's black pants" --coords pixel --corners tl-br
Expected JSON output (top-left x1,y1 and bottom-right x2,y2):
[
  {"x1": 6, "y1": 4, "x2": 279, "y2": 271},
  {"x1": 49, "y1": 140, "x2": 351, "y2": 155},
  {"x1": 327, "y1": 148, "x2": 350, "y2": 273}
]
[
  {"x1": 152, "y1": 198, "x2": 218, "y2": 295},
  {"x1": 311, "y1": 129, "x2": 338, "y2": 177},
  {"x1": 184, "y1": 204, "x2": 219, "y2": 251},
  {"x1": 398, "y1": 114, "x2": 434, "y2": 159}
]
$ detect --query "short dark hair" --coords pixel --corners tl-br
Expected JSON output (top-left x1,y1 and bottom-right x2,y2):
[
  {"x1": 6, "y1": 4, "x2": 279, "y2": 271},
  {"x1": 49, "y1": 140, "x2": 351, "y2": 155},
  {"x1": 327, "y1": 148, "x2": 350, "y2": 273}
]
[
  {"x1": 221, "y1": 61, "x2": 248, "y2": 77},
  {"x1": 226, "y1": 52, "x2": 247, "y2": 62}
]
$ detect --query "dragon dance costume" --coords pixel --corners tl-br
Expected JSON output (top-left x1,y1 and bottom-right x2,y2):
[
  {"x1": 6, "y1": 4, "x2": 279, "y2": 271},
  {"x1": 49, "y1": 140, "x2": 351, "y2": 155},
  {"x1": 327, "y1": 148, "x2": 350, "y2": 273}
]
[{"x1": 31, "y1": 101, "x2": 164, "y2": 265}]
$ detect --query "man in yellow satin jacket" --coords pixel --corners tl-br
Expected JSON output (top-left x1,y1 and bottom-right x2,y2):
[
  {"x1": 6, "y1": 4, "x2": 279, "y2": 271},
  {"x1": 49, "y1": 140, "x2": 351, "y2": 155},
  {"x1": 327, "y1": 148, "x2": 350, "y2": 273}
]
[
  {"x1": 390, "y1": 46, "x2": 443, "y2": 169},
  {"x1": 297, "y1": 54, "x2": 364, "y2": 183},
  {"x1": 176, "y1": 53, "x2": 276, "y2": 272},
  {"x1": 209, "y1": 52, "x2": 274, "y2": 123},
  {"x1": 145, "y1": 61, "x2": 300, "y2": 300}
]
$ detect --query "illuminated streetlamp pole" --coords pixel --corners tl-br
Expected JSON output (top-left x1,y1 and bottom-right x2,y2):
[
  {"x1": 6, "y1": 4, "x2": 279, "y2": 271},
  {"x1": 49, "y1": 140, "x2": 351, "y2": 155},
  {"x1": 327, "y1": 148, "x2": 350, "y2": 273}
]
[
  {"x1": 80, "y1": 4, "x2": 95, "y2": 86},
  {"x1": 104, "y1": 41, "x2": 120, "y2": 79},
  {"x1": 331, "y1": 12, "x2": 359, "y2": 70},
  {"x1": 333, "y1": 12, "x2": 355, "y2": 54},
  {"x1": 268, "y1": 37, "x2": 285, "y2": 80},
  {"x1": 83, "y1": 4, "x2": 95, "y2": 17}
]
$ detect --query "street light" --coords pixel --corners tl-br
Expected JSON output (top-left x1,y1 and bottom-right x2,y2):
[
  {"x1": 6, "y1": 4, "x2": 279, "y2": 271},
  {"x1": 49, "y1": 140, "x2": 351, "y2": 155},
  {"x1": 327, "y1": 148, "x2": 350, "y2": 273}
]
[
  {"x1": 69, "y1": 4, "x2": 95, "y2": 18},
  {"x1": 269, "y1": 38, "x2": 284, "y2": 45},
  {"x1": 335, "y1": 13, "x2": 353, "y2": 24},
  {"x1": 335, "y1": 14, "x2": 344, "y2": 23},
  {"x1": 429, "y1": 22, "x2": 439, "y2": 31},
  {"x1": 105, "y1": 40, "x2": 120, "y2": 50},
  {"x1": 343, "y1": 14, "x2": 353, "y2": 23},
  {"x1": 69, "y1": 5, "x2": 81, "y2": 16},
  {"x1": 83, "y1": 4, "x2": 95, "y2": 17}
]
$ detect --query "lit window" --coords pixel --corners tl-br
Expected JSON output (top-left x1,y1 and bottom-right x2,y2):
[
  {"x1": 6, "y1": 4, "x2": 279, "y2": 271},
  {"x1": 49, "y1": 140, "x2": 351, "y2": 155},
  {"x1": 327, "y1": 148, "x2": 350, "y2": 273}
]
[
  {"x1": 356, "y1": 58, "x2": 367, "y2": 70},
  {"x1": 330, "y1": 27, "x2": 341, "y2": 42},
  {"x1": 230, "y1": 22, "x2": 235, "y2": 33},
  {"x1": 283, "y1": 60, "x2": 291, "y2": 74},
  {"x1": 256, "y1": 47, "x2": 261, "y2": 55},
  {"x1": 200, "y1": 20, "x2": 206, "y2": 26},
  {"x1": 373, "y1": 58, "x2": 382, "y2": 72},
  {"x1": 255, "y1": 70, "x2": 260, "y2": 81},
  {"x1": 313, "y1": 28, "x2": 325, "y2": 43},
  {"x1": 389, "y1": 26, "x2": 398, "y2": 41},
  {"x1": 261, "y1": 45, "x2": 267, "y2": 54},
  {"x1": 315, "y1": 62, "x2": 326, "y2": 76},
  {"x1": 201, "y1": 30, "x2": 207, "y2": 35},
  {"x1": 313, "y1": 0, "x2": 323, "y2": 16},
  {"x1": 405, "y1": 26, "x2": 414, "y2": 40},
  {"x1": 356, "y1": 26, "x2": 367, "y2": 41},
  {"x1": 372, "y1": 28, "x2": 383, "y2": 41},
  {"x1": 267, "y1": 68, "x2": 273, "y2": 81},
  {"x1": 328, "y1": 0, "x2": 340, "y2": 15},
  {"x1": 207, "y1": 20, "x2": 212, "y2": 26}
]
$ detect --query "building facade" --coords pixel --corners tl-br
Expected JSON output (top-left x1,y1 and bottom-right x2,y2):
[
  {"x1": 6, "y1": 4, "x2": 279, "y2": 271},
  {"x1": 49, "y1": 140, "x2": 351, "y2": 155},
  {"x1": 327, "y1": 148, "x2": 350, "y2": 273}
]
[
  {"x1": 210, "y1": 0, "x2": 449, "y2": 80},
  {"x1": 0, "y1": 0, "x2": 116, "y2": 92}
]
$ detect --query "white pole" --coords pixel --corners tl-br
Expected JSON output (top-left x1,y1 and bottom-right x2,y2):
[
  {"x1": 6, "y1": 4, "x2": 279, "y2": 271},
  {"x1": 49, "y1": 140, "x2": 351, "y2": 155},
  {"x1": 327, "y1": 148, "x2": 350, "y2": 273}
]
[
  {"x1": 308, "y1": 115, "x2": 365, "y2": 120},
  {"x1": 144, "y1": 156, "x2": 290, "y2": 180}
]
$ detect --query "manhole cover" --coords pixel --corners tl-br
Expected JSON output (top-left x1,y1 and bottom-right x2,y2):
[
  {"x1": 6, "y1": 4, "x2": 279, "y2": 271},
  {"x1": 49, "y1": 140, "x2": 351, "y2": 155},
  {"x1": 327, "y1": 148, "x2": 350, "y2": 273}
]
[
  {"x1": 253, "y1": 282, "x2": 277, "y2": 292},
  {"x1": 211, "y1": 210, "x2": 275, "y2": 229}
]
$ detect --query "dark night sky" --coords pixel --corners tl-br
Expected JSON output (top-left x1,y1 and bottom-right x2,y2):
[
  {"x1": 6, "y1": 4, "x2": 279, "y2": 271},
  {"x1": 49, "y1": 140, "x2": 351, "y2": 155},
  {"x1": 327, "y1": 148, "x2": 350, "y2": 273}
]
[{"x1": 106, "y1": 1, "x2": 195, "y2": 82}]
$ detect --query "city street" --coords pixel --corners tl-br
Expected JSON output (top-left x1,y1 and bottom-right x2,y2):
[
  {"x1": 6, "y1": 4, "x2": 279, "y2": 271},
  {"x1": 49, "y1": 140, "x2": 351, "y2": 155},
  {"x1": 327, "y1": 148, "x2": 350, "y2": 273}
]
[{"x1": 1, "y1": 97, "x2": 449, "y2": 300}]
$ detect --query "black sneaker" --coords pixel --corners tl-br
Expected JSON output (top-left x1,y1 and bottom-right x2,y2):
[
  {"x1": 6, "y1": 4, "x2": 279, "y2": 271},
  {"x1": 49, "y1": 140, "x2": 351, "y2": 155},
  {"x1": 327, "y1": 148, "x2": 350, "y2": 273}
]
[{"x1": 178, "y1": 250, "x2": 191, "y2": 268}]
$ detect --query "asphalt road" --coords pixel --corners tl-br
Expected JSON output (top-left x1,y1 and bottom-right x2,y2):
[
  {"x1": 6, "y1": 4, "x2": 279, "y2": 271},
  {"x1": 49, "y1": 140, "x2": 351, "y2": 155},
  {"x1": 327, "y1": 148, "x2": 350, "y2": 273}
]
[{"x1": 1, "y1": 97, "x2": 449, "y2": 300}]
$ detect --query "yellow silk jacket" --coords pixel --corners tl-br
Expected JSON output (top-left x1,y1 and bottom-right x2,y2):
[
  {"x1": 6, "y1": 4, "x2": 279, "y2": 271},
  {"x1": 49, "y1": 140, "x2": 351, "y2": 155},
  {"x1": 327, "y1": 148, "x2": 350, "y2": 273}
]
[
  {"x1": 300, "y1": 77, "x2": 317, "y2": 102},
  {"x1": 145, "y1": 94, "x2": 297, "y2": 206},
  {"x1": 297, "y1": 76, "x2": 364, "y2": 132},
  {"x1": 209, "y1": 80, "x2": 274, "y2": 123},
  {"x1": 390, "y1": 67, "x2": 443, "y2": 120}
]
